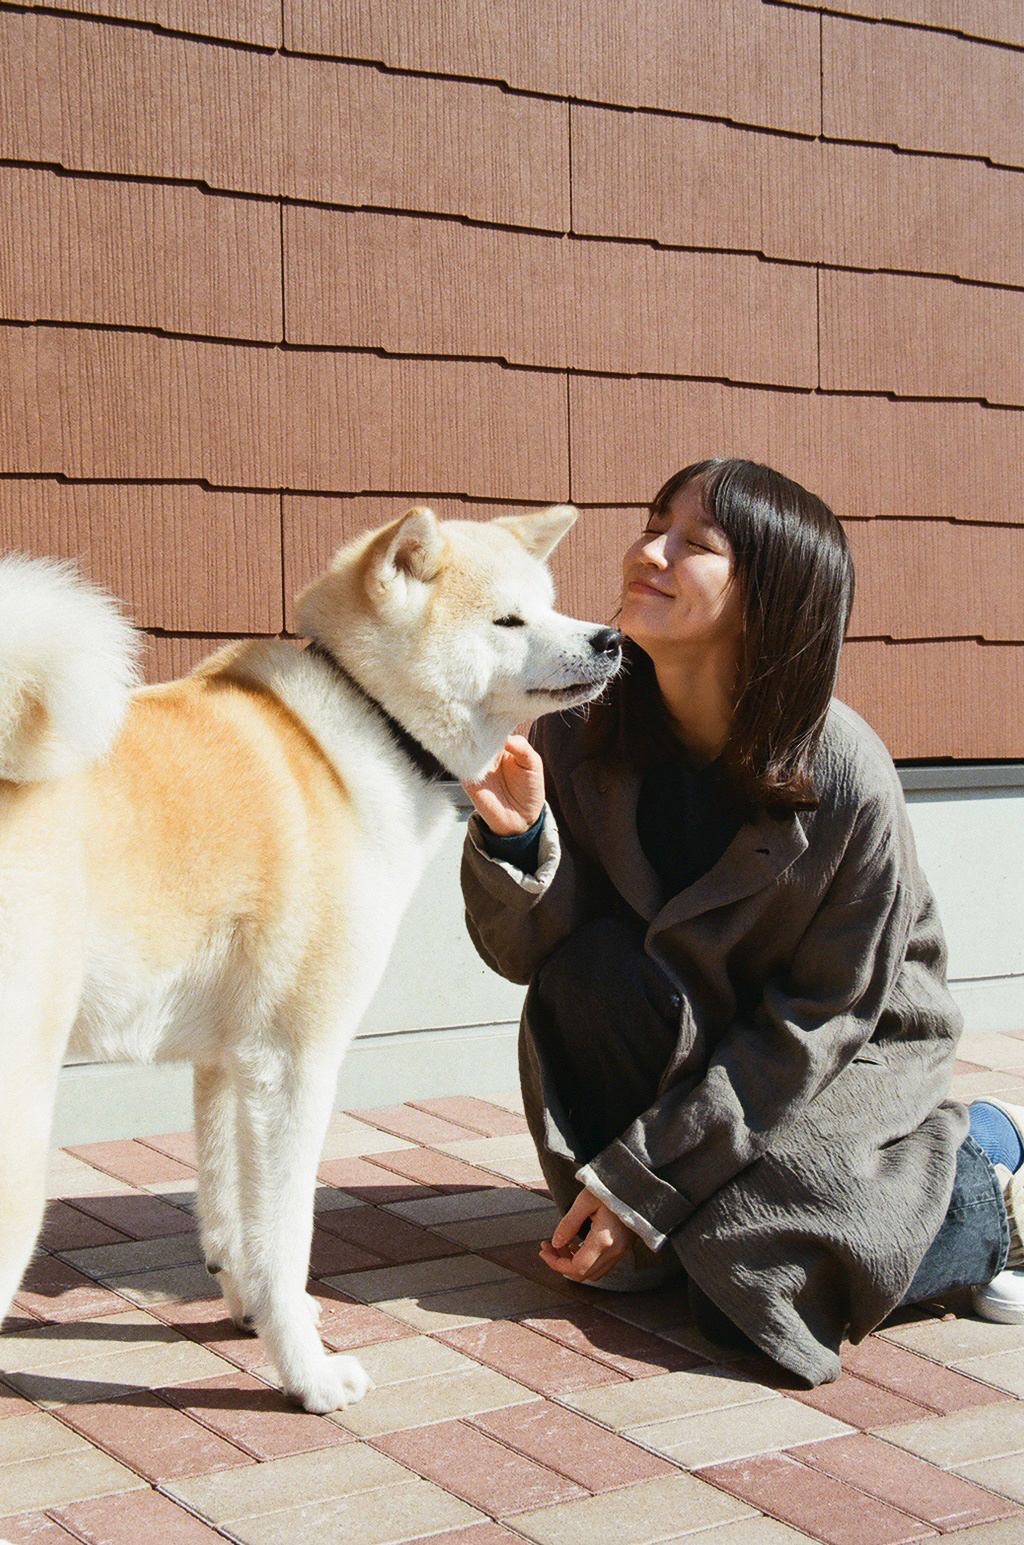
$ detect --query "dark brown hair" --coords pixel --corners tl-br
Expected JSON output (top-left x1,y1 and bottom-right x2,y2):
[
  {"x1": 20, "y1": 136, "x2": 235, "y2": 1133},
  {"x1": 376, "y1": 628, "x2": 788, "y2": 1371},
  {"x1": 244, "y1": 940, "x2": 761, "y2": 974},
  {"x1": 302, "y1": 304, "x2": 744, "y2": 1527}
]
[{"x1": 597, "y1": 458, "x2": 854, "y2": 813}]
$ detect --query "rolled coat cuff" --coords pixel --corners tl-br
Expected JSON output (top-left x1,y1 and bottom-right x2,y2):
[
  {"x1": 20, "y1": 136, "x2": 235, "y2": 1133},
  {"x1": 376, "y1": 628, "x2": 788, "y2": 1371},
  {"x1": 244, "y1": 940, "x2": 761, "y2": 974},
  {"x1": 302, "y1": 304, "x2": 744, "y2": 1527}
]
[
  {"x1": 465, "y1": 807, "x2": 560, "y2": 897},
  {"x1": 575, "y1": 1163, "x2": 669, "y2": 1253},
  {"x1": 583, "y1": 1138, "x2": 699, "y2": 1241}
]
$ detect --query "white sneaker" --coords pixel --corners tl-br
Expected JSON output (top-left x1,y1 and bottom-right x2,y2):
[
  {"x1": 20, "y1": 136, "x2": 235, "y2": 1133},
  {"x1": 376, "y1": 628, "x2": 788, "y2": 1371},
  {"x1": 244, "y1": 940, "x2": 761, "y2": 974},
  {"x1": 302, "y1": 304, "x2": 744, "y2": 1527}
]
[
  {"x1": 972, "y1": 1163, "x2": 1024, "y2": 1325},
  {"x1": 973, "y1": 1268, "x2": 1024, "y2": 1325}
]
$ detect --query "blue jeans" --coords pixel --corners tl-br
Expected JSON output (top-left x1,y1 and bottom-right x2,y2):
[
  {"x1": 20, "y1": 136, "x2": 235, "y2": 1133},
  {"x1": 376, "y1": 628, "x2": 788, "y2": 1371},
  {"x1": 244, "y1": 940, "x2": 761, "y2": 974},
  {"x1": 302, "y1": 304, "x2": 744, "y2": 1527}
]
[{"x1": 902, "y1": 1133, "x2": 1010, "y2": 1304}]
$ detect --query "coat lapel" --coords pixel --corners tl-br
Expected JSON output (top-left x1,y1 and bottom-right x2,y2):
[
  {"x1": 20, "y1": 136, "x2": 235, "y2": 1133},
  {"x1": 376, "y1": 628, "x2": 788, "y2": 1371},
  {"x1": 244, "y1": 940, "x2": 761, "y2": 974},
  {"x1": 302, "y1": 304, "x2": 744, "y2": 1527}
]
[
  {"x1": 570, "y1": 756, "x2": 809, "y2": 928},
  {"x1": 654, "y1": 807, "x2": 808, "y2": 930},
  {"x1": 570, "y1": 758, "x2": 662, "y2": 919}
]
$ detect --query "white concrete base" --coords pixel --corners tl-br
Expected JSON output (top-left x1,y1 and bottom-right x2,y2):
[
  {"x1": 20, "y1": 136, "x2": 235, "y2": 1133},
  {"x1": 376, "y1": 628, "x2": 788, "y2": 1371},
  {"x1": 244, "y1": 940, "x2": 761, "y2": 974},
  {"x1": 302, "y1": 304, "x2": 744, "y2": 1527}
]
[
  {"x1": 52, "y1": 1023, "x2": 521, "y2": 1147},
  {"x1": 902, "y1": 764, "x2": 1024, "y2": 1037}
]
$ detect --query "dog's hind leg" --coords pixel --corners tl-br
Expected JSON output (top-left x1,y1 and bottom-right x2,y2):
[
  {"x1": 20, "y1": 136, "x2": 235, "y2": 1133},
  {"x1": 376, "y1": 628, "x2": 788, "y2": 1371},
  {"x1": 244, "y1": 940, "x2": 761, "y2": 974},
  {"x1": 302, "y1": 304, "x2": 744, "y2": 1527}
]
[
  {"x1": 230, "y1": 1042, "x2": 370, "y2": 1414},
  {"x1": 0, "y1": 1073, "x2": 59, "y2": 1327},
  {"x1": 0, "y1": 951, "x2": 80, "y2": 1329},
  {"x1": 193, "y1": 1061, "x2": 248, "y2": 1328}
]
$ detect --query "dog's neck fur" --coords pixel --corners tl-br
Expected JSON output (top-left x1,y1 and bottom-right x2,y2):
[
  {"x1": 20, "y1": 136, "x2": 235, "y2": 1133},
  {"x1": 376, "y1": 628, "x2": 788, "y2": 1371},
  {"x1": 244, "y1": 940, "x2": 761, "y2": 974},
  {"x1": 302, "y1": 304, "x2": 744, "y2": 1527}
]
[{"x1": 305, "y1": 642, "x2": 453, "y2": 785}]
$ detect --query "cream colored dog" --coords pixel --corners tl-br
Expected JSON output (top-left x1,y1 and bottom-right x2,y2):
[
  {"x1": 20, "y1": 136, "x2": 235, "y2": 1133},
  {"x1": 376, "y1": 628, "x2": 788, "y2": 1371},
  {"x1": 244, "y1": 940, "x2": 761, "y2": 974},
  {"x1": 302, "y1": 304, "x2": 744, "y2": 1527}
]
[{"x1": 0, "y1": 505, "x2": 621, "y2": 1413}]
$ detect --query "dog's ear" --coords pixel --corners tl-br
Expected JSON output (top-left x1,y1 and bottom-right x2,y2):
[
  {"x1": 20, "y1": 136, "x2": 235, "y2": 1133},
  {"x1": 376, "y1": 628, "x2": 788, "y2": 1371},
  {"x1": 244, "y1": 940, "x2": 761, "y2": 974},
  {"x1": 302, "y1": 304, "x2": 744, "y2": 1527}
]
[
  {"x1": 381, "y1": 507, "x2": 448, "y2": 584},
  {"x1": 494, "y1": 505, "x2": 577, "y2": 561}
]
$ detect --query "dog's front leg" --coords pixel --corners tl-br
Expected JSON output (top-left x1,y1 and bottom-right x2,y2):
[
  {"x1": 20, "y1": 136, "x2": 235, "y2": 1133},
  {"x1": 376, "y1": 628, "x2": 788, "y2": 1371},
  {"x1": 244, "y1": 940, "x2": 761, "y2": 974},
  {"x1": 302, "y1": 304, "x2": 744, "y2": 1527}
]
[{"x1": 231, "y1": 1043, "x2": 371, "y2": 1414}]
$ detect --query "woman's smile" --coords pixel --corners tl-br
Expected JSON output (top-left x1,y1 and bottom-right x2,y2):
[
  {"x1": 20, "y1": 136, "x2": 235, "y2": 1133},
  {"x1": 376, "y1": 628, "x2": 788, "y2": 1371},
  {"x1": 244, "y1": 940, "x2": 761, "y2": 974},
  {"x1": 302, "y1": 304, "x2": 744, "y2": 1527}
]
[{"x1": 625, "y1": 577, "x2": 673, "y2": 599}]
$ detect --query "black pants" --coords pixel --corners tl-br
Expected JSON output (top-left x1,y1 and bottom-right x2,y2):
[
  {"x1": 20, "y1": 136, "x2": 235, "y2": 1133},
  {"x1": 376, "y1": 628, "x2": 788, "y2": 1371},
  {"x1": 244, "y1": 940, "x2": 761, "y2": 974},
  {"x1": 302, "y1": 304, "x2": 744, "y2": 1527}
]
[{"x1": 533, "y1": 915, "x2": 1009, "y2": 1302}]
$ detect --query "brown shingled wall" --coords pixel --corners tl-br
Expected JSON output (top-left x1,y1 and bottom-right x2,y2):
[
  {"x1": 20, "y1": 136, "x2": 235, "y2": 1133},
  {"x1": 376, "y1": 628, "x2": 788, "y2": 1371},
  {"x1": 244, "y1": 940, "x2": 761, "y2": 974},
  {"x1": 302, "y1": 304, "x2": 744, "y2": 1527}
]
[{"x1": 1, "y1": 1, "x2": 1020, "y2": 760}]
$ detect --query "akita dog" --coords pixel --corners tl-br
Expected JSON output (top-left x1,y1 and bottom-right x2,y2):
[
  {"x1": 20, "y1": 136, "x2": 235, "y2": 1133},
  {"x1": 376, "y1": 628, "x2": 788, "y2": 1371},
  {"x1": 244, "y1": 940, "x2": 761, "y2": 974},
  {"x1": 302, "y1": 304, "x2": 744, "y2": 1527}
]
[{"x1": 0, "y1": 504, "x2": 621, "y2": 1413}]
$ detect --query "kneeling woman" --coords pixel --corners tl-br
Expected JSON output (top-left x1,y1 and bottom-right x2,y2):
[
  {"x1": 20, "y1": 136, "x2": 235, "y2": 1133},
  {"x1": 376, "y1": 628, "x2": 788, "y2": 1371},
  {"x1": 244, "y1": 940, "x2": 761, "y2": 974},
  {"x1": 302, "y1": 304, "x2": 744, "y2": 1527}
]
[{"x1": 461, "y1": 459, "x2": 1022, "y2": 1386}]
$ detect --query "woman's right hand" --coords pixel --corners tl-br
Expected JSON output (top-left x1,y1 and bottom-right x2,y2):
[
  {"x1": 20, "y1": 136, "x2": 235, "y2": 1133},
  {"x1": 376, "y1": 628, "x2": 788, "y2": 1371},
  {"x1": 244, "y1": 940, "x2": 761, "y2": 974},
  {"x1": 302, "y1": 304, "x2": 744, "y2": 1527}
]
[{"x1": 462, "y1": 734, "x2": 546, "y2": 836}]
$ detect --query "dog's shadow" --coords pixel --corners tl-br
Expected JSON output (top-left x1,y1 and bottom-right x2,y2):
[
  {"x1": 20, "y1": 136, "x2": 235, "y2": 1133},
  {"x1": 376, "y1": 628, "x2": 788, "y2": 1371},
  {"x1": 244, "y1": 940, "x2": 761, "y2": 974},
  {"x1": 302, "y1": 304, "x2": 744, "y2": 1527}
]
[{"x1": 4, "y1": 1178, "x2": 556, "y2": 1413}]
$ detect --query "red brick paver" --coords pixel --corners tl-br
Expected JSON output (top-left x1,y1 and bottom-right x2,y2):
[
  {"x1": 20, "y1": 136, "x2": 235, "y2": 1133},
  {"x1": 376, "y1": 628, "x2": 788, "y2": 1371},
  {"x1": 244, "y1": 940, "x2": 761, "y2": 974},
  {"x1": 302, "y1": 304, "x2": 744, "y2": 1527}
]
[
  {"x1": 701, "y1": 1452, "x2": 936, "y2": 1545},
  {"x1": 55, "y1": 1390, "x2": 253, "y2": 1482},
  {"x1": 794, "y1": 1370, "x2": 937, "y2": 1428},
  {"x1": 796, "y1": 1432, "x2": 1023, "y2": 1531},
  {"x1": 440, "y1": 1318, "x2": 622, "y2": 1396},
  {"x1": 316, "y1": 1202, "x2": 460, "y2": 1264},
  {"x1": 841, "y1": 1331, "x2": 1013, "y2": 1412},
  {"x1": 68, "y1": 1192, "x2": 195, "y2": 1241},
  {"x1": 13, "y1": 1257, "x2": 133, "y2": 1324},
  {"x1": 160, "y1": 1370, "x2": 352, "y2": 1460},
  {"x1": 348, "y1": 1104, "x2": 480, "y2": 1145},
  {"x1": 370, "y1": 1146, "x2": 519, "y2": 1194},
  {"x1": 63, "y1": 1141, "x2": 195, "y2": 1187},
  {"x1": 410, "y1": 1096, "x2": 531, "y2": 1137},
  {"x1": 375, "y1": 1418, "x2": 588, "y2": 1514},
  {"x1": 51, "y1": 1487, "x2": 226, "y2": 1542},
  {"x1": 521, "y1": 1304, "x2": 705, "y2": 1378},
  {"x1": 37, "y1": 1204, "x2": 130, "y2": 1255},
  {"x1": 469, "y1": 1399, "x2": 679, "y2": 1491}
]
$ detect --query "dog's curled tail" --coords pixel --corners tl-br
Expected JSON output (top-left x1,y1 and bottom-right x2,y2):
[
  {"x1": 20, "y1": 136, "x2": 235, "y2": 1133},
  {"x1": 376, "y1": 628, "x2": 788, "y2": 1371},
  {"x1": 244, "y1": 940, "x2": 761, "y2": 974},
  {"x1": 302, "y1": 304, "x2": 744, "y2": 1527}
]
[{"x1": 0, "y1": 554, "x2": 142, "y2": 782}]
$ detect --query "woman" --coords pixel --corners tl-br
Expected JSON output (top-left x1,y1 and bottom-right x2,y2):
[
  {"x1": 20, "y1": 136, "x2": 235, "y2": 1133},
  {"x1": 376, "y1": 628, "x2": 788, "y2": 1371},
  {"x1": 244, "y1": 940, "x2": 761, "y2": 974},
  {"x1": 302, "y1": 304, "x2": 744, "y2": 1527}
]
[{"x1": 461, "y1": 458, "x2": 1023, "y2": 1386}]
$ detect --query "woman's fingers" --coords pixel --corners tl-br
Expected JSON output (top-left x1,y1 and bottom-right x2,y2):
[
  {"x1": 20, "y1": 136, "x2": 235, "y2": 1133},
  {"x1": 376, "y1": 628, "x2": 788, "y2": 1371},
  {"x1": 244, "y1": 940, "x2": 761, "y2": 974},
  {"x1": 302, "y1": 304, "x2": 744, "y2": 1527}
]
[
  {"x1": 542, "y1": 1191, "x2": 633, "y2": 1282},
  {"x1": 461, "y1": 736, "x2": 545, "y2": 835},
  {"x1": 550, "y1": 1189, "x2": 595, "y2": 1249}
]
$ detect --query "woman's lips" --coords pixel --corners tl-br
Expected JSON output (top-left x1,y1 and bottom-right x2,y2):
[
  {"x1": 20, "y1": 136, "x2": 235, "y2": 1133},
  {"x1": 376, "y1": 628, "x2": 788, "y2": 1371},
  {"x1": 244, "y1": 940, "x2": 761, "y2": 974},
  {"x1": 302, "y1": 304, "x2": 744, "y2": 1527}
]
[{"x1": 625, "y1": 578, "x2": 672, "y2": 598}]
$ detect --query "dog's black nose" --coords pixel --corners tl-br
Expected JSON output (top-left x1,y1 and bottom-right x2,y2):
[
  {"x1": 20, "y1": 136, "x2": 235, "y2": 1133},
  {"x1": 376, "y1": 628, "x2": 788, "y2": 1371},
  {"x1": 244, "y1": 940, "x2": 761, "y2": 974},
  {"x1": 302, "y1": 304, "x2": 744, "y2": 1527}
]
[{"x1": 590, "y1": 627, "x2": 622, "y2": 656}]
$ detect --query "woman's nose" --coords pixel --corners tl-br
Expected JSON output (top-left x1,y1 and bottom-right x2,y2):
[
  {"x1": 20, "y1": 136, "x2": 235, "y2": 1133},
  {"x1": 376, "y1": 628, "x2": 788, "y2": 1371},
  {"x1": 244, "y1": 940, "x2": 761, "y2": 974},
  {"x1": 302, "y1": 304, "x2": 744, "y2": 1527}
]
[{"x1": 638, "y1": 533, "x2": 668, "y2": 566}]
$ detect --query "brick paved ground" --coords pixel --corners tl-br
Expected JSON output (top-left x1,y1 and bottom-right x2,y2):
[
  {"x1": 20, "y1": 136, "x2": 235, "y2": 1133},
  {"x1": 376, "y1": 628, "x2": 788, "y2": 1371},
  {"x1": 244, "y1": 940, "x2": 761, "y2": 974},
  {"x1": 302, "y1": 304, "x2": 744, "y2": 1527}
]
[{"x1": 2, "y1": 1029, "x2": 1024, "y2": 1544}]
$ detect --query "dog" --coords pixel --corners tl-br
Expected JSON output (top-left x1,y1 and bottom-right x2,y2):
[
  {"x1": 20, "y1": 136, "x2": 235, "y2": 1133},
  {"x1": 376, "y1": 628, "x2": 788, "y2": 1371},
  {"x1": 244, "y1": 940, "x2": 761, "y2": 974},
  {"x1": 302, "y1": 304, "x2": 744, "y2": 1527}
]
[{"x1": 0, "y1": 504, "x2": 621, "y2": 1412}]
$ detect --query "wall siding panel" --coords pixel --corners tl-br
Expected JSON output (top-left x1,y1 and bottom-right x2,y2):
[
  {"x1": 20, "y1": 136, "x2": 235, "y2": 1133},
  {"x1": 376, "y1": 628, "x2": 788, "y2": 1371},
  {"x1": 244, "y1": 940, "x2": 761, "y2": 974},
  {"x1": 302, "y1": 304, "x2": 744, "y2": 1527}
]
[
  {"x1": 845, "y1": 520, "x2": 1022, "y2": 642},
  {"x1": 27, "y1": 1, "x2": 282, "y2": 46},
  {"x1": 283, "y1": 59, "x2": 569, "y2": 227},
  {"x1": 0, "y1": 326, "x2": 568, "y2": 498},
  {"x1": 838, "y1": 640, "x2": 1024, "y2": 760},
  {"x1": 145, "y1": 634, "x2": 253, "y2": 681},
  {"x1": 286, "y1": 0, "x2": 821, "y2": 134},
  {"x1": 0, "y1": 167, "x2": 281, "y2": 340},
  {"x1": 0, "y1": 12, "x2": 280, "y2": 192},
  {"x1": 821, "y1": 269, "x2": 1024, "y2": 407},
  {"x1": 573, "y1": 104, "x2": 1024, "y2": 289},
  {"x1": 0, "y1": 480, "x2": 282, "y2": 631},
  {"x1": 0, "y1": 12, "x2": 568, "y2": 228},
  {"x1": 778, "y1": 1, "x2": 1024, "y2": 48},
  {"x1": 823, "y1": 15, "x2": 1024, "y2": 168},
  {"x1": 284, "y1": 209, "x2": 817, "y2": 385},
  {"x1": 568, "y1": 375, "x2": 1024, "y2": 526}
]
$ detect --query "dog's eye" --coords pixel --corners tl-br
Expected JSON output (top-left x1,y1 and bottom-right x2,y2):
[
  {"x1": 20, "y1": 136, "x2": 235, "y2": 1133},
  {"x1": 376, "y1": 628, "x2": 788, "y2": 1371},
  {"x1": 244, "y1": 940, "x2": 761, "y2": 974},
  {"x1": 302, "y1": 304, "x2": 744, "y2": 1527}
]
[{"x1": 493, "y1": 615, "x2": 526, "y2": 628}]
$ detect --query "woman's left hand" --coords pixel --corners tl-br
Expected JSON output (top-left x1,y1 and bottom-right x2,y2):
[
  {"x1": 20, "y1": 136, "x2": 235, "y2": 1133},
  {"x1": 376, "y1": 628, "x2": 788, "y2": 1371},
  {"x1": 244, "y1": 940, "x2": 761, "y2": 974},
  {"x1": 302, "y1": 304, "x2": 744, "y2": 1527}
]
[{"x1": 539, "y1": 1187, "x2": 636, "y2": 1283}]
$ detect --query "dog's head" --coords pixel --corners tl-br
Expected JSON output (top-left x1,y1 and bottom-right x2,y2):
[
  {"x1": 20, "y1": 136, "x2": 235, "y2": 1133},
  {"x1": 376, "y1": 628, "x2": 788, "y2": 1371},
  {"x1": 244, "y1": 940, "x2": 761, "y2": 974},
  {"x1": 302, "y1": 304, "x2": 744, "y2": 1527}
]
[{"x1": 295, "y1": 506, "x2": 622, "y2": 781}]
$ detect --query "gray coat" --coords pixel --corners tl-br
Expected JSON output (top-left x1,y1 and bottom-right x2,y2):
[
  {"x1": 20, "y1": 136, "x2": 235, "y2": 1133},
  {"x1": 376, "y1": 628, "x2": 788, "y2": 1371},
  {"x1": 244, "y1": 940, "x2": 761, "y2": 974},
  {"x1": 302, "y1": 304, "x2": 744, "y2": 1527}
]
[{"x1": 461, "y1": 701, "x2": 967, "y2": 1385}]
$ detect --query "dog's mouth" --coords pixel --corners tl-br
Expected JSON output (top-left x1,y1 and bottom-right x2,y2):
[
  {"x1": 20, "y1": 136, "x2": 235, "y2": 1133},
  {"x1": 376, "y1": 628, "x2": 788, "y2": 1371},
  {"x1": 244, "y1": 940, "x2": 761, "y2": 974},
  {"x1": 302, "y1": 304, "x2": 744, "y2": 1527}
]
[{"x1": 527, "y1": 680, "x2": 609, "y2": 700}]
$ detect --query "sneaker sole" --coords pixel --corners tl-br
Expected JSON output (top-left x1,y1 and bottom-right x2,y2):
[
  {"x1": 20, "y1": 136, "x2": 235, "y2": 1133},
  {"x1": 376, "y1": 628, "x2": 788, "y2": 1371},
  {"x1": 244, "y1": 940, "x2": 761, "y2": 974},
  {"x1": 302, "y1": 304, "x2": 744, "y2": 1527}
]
[{"x1": 972, "y1": 1288, "x2": 1024, "y2": 1325}]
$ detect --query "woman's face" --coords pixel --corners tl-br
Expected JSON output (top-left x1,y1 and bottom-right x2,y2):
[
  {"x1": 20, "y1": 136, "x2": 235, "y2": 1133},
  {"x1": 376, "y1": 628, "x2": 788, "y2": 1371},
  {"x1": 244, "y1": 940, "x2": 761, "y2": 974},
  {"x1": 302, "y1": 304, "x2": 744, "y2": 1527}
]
[{"x1": 619, "y1": 481, "x2": 743, "y2": 661}]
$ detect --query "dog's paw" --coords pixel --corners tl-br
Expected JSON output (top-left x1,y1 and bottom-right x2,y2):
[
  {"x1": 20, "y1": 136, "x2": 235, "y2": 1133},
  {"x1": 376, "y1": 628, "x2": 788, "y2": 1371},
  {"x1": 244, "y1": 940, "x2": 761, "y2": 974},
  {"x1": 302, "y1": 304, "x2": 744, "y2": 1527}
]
[
  {"x1": 291, "y1": 1354, "x2": 372, "y2": 1414},
  {"x1": 214, "y1": 1277, "x2": 249, "y2": 1330}
]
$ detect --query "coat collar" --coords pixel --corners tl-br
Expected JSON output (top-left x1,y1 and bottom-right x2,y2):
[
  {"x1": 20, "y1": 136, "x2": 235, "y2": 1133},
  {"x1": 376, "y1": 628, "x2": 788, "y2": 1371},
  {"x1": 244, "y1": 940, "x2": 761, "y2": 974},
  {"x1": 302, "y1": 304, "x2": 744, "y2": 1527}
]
[{"x1": 570, "y1": 755, "x2": 809, "y2": 928}]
